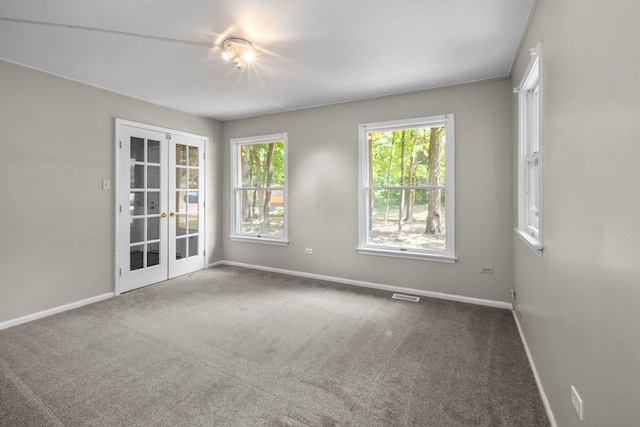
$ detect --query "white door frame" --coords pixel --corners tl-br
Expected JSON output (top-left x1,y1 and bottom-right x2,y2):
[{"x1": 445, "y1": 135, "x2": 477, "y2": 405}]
[{"x1": 114, "y1": 119, "x2": 208, "y2": 295}]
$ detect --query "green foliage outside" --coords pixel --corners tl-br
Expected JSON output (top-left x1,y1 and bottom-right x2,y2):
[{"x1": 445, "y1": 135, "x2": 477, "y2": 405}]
[
  {"x1": 239, "y1": 142, "x2": 285, "y2": 236},
  {"x1": 369, "y1": 127, "x2": 445, "y2": 207},
  {"x1": 368, "y1": 126, "x2": 447, "y2": 249},
  {"x1": 241, "y1": 142, "x2": 285, "y2": 187}
]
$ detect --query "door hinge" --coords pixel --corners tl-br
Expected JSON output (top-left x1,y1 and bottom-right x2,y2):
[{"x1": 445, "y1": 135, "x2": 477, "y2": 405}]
[
  {"x1": 166, "y1": 133, "x2": 172, "y2": 140},
  {"x1": 119, "y1": 268, "x2": 122, "y2": 277},
  {"x1": 203, "y1": 152, "x2": 205, "y2": 160},
  {"x1": 119, "y1": 140, "x2": 122, "y2": 149},
  {"x1": 119, "y1": 204, "x2": 122, "y2": 213},
  {"x1": 203, "y1": 250, "x2": 206, "y2": 258}
]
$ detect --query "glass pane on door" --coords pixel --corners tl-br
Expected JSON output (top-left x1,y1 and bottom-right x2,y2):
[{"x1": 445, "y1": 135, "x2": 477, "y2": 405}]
[
  {"x1": 174, "y1": 143, "x2": 201, "y2": 261},
  {"x1": 188, "y1": 236, "x2": 198, "y2": 258},
  {"x1": 176, "y1": 144, "x2": 187, "y2": 166},
  {"x1": 130, "y1": 218, "x2": 144, "y2": 244},
  {"x1": 131, "y1": 165, "x2": 144, "y2": 188},
  {"x1": 188, "y1": 169, "x2": 199, "y2": 189},
  {"x1": 176, "y1": 238, "x2": 186, "y2": 260},
  {"x1": 147, "y1": 242, "x2": 160, "y2": 267},
  {"x1": 147, "y1": 192, "x2": 160, "y2": 214},
  {"x1": 131, "y1": 138, "x2": 144, "y2": 161},
  {"x1": 176, "y1": 191, "x2": 187, "y2": 213},
  {"x1": 176, "y1": 214, "x2": 187, "y2": 236},
  {"x1": 176, "y1": 168, "x2": 187, "y2": 189},
  {"x1": 148, "y1": 166, "x2": 160, "y2": 189},
  {"x1": 147, "y1": 217, "x2": 160, "y2": 241},
  {"x1": 148, "y1": 140, "x2": 161, "y2": 164},
  {"x1": 188, "y1": 214, "x2": 199, "y2": 233},
  {"x1": 129, "y1": 136, "x2": 163, "y2": 272},
  {"x1": 189, "y1": 147, "x2": 198, "y2": 166},
  {"x1": 130, "y1": 192, "x2": 144, "y2": 215},
  {"x1": 130, "y1": 245, "x2": 144, "y2": 271}
]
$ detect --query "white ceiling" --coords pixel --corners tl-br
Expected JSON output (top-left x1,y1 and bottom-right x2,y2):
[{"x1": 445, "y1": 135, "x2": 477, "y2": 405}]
[{"x1": 0, "y1": 0, "x2": 534, "y2": 121}]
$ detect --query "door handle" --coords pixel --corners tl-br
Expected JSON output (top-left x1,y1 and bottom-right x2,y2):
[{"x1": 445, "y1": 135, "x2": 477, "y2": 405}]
[
  {"x1": 170, "y1": 212, "x2": 175, "y2": 217},
  {"x1": 161, "y1": 212, "x2": 167, "y2": 218}
]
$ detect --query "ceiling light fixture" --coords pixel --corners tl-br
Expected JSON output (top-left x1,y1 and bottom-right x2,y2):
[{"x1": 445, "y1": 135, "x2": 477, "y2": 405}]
[{"x1": 221, "y1": 38, "x2": 255, "y2": 69}]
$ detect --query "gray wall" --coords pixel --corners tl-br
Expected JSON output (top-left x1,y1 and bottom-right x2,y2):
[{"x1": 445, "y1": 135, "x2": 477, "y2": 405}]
[
  {"x1": 0, "y1": 60, "x2": 222, "y2": 323},
  {"x1": 222, "y1": 79, "x2": 514, "y2": 302},
  {"x1": 511, "y1": 0, "x2": 640, "y2": 426}
]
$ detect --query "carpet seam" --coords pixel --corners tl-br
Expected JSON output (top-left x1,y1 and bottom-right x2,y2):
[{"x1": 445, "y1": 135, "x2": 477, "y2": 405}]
[{"x1": 0, "y1": 355, "x2": 65, "y2": 427}]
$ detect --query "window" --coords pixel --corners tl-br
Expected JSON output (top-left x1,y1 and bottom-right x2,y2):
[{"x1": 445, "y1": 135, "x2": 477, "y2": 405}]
[
  {"x1": 230, "y1": 133, "x2": 288, "y2": 245},
  {"x1": 358, "y1": 115, "x2": 455, "y2": 262},
  {"x1": 516, "y1": 44, "x2": 543, "y2": 252}
]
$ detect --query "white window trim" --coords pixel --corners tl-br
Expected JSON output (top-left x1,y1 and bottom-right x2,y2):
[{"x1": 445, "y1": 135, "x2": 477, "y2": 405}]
[
  {"x1": 515, "y1": 43, "x2": 543, "y2": 255},
  {"x1": 230, "y1": 133, "x2": 289, "y2": 245},
  {"x1": 357, "y1": 115, "x2": 456, "y2": 263}
]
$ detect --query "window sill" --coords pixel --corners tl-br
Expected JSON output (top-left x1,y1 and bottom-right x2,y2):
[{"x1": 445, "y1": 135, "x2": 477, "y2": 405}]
[
  {"x1": 515, "y1": 229, "x2": 543, "y2": 257},
  {"x1": 357, "y1": 247, "x2": 456, "y2": 263},
  {"x1": 229, "y1": 235, "x2": 289, "y2": 246}
]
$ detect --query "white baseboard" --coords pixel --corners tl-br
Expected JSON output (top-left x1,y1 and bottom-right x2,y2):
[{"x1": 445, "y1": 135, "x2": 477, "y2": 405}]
[
  {"x1": 512, "y1": 310, "x2": 557, "y2": 427},
  {"x1": 211, "y1": 260, "x2": 513, "y2": 310},
  {"x1": 0, "y1": 293, "x2": 114, "y2": 331}
]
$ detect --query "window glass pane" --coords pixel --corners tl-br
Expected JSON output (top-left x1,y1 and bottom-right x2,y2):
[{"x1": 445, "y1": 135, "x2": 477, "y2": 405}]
[
  {"x1": 130, "y1": 218, "x2": 144, "y2": 244},
  {"x1": 238, "y1": 189, "x2": 285, "y2": 236},
  {"x1": 176, "y1": 238, "x2": 186, "y2": 260},
  {"x1": 130, "y1": 137, "x2": 144, "y2": 161},
  {"x1": 526, "y1": 158, "x2": 539, "y2": 229},
  {"x1": 188, "y1": 169, "x2": 199, "y2": 189},
  {"x1": 370, "y1": 127, "x2": 445, "y2": 187},
  {"x1": 130, "y1": 192, "x2": 144, "y2": 216},
  {"x1": 188, "y1": 213, "x2": 199, "y2": 234},
  {"x1": 176, "y1": 214, "x2": 187, "y2": 236},
  {"x1": 188, "y1": 236, "x2": 198, "y2": 257},
  {"x1": 176, "y1": 144, "x2": 187, "y2": 166},
  {"x1": 148, "y1": 140, "x2": 160, "y2": 164},
  {"x1": 367, "y1": 189, "x2": 445, "y2": 252},
  {"x1": 176, "y1": 168, "x2": 187, "y2": 189},
  {"x1": 147, "y1": 191, "x2": 160, "y2": 215},
  {"x1": 525, "y1": 89, "x2": 539, "y2": 156},
  {"x1": 240, "y1": 146, "x2": 252, "y2": 187},
  {"x1": 130, "y1": 245, "x2": 144, "y2": 271},
  {"x1": 147, "y1": 242, "x2": 160, "y2": 267},
  {"x1": 188, "y1": 146, "x2": 199, "y2": 167},
  {"x1": 239, "y1": 142, "x2": 285, "y2": 187},
  {"x1": 130, "y1": 165, "x2": 144, "y2": 189},
  {"x1": 186, "y1": 191, "x2": 198, "y2": 211},
  {"x1": 147, "y1": 165, "x2": 160, "y2": 189},
  {"x1": 176, "y1": 191, "x2": 188, "y2": 213},
  {"x1": 531, "y1": 84, "x2": 540, "y2": 153},
  {"x1": 147, "y1": 216, "x2": 160, "y2": 241}
]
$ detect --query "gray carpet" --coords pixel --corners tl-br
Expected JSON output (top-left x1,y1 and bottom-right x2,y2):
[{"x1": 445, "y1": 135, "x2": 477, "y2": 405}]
[{"x1": 0, "y1": 266, "x2": 550, "y2": 426}]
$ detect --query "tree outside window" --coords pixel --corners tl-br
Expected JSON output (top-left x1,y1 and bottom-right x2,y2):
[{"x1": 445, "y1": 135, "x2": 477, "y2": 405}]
[
  {"x1": 231, "y1": 133, "x2": 288, "y2": 244},
  {"x1": 358, "y1": 116, "x2": 455, "y2": 262}
]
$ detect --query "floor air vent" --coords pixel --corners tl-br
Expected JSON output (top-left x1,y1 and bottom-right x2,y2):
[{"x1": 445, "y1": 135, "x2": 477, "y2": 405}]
[{"x1": 391, "y1": 293, "x2": 420, "y2": 302}]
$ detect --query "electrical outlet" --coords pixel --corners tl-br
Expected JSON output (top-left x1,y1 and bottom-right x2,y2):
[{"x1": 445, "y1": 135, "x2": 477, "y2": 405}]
[
  {"x1": 305, "y1": 248, "x2": 313, "y2": 254},
  {"x1": 571, "y1": 385, "x2": 584, "y2": 421},
  {"x1": 480, "y1": 266, "x2": 493, "y2": 274}
]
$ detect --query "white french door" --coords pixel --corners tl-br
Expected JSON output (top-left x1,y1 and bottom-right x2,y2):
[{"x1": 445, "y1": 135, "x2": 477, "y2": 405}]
[{"x1": 117, "y1": 121, "x2": 206, "y2": 293}]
